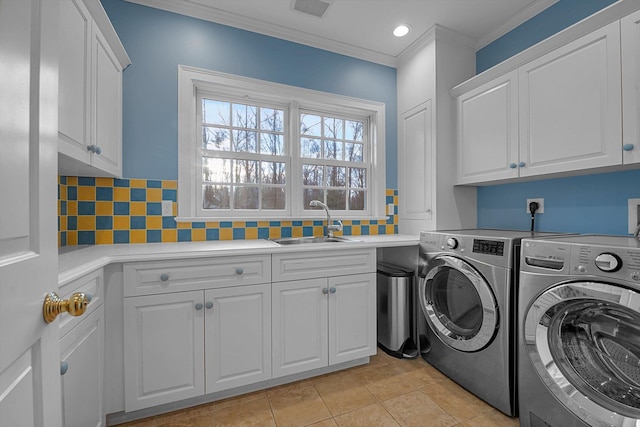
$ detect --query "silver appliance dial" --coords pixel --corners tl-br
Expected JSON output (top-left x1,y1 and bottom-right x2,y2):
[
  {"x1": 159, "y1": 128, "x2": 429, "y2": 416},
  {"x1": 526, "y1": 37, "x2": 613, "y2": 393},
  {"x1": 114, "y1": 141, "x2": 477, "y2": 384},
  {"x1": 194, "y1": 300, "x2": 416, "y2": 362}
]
[
  {"x1": 594, "y1": 253, "x2": 621, "y2": 272},
  {"x1": 446, "y1": 238, "x2": 458, "y2": 249}
]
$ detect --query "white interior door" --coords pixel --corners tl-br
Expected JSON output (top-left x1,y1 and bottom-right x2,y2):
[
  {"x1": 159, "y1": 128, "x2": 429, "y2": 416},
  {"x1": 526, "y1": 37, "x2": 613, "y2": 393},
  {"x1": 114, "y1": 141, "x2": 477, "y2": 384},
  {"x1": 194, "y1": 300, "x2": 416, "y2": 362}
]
[{"x1": 0, "y1": 0, "x2": 61, "y2": 425}]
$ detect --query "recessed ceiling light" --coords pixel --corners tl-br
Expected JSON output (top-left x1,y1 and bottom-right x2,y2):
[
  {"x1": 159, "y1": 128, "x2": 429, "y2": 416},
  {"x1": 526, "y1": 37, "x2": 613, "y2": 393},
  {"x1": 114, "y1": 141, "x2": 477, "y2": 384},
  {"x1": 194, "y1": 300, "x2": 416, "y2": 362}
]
[{"x1": 393, "y1": 24, "x2": 410, "y2": 38}]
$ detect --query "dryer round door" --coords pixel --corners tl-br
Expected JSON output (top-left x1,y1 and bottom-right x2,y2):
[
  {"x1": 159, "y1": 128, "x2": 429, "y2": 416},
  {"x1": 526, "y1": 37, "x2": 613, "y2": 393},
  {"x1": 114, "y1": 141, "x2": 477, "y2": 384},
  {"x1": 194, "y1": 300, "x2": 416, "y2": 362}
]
[
  {"x1": 524, "y1": 281, "x2": 640, "y2": 426},
  {"x1": 419, "y1": 255, "x2": 498, "y2": 352}
]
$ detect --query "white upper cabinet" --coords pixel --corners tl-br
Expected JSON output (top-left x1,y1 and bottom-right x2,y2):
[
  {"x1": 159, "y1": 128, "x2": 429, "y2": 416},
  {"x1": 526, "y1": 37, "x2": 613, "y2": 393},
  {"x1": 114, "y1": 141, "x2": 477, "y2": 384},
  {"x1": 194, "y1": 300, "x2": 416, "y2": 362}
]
[
  {"x1": 518, "y1": 21, "x2": 622, "y2": 177},
  {"x1": 58, "y1": 0, "x2": 130, "y2": 177},
  {"x1": 453, "y1": 2, "x2": 640, "y2": 185},
  {"x1": 456, "y1": 71, "x2": 519, "y2": 184},
  {"x1": 622, "y1": 10, "x2": 640, "y2": 164}
]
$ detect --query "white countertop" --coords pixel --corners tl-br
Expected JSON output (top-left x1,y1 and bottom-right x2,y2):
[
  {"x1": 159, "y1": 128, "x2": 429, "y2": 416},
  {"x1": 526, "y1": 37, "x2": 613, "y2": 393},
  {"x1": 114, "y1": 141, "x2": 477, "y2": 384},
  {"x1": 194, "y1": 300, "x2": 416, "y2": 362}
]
[{"x1": 58, "y1": 234, "x2": 420, "y2": 285}]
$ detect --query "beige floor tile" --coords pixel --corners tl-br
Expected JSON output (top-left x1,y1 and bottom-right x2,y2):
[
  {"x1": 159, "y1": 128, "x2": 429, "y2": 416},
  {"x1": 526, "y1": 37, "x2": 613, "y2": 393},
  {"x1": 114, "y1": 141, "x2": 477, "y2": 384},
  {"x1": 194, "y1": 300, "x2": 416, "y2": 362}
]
[
  {"x1": 396, "y1": 358, "x2": 449, "y2": 388},
  {"x1": 354, "y1": 363, "x2": 420, "y2": 401},
  {"x1": 307, "y1": 419, "x2": 339, "y2": 427},
  {"x1": 421, "y1": 378, "x2": 494, "y2": 422},
  {"x1": 382, "y1": 389, "x2": 459, "y2": 427},
  {"x1": 210, "y1": 396, "x2": 276, "y2": 427},
  {"x1": 460, "y1": 408, "x2": 519, "y2": 427},
  {"x1": 268, "y1": 383, "x2": 332, "y2": 427},
  {"x1": 314, "y1": 373, "x2": 377, "y2": 416},
  {"x1": 333, "y1": 403, "x2": 400, "y2": 427},
  {"x1": 114, "y1": 354, "x2": 520, "y2": 427},
  {"x1": 212, "y1": 390, "x2": 267, "y2": 411}
]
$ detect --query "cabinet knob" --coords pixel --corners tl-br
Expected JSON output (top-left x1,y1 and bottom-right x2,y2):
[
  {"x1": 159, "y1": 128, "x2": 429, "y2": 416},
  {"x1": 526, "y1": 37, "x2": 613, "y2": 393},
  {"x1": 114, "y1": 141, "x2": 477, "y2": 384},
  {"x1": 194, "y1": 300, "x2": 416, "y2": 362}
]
[
  {"x1": 85, "y1": 293, "x2": 92, "y2": 302},
  {"x1": 205, "y1": 301, "x2": 213, "y2": 309},
  {"x1": 195, "y1": 303, "x2": 203, "y2": 310},
  {"x1": 322, "y1": 288, "x2": 329, "y2": 294},
  {"x1": 509, "y1": 163, "x2": 517, "y2": 169},
  {"x1": 87, "y1": 145, "x2": 96, "y2": 153},
  {"x1": 235, "y1": 268, "x2": 243, "y2": 275},
  {"x1": 95, "y1": 146, "x2": 102, "y2": 155},
  {"x1": 518, "y1": 162, "x2": 526, "y2": 168},
  {"x1": 623, "y1": 143, "x2": 635, "y2": 151},
  {"x1": 160, "y1": 273, "x2": 170, "y2": 281},
  {"x1": 329, "y1": 287, "x2": 336, "y2": 294},
  {"x1": 60, "y1": 361, "x2": 69, "y2": 376}
]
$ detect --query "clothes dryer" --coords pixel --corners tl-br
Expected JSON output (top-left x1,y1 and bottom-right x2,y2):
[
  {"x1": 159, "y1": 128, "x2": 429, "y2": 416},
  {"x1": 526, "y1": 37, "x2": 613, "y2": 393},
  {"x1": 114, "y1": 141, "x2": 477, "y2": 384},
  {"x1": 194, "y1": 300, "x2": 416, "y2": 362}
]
[
  {"x1": 417, "y1": 229, "x2": 558, "y2": 416},
  {"x1": 519, "y1": 235, "x2": 640, "y2": 427}
]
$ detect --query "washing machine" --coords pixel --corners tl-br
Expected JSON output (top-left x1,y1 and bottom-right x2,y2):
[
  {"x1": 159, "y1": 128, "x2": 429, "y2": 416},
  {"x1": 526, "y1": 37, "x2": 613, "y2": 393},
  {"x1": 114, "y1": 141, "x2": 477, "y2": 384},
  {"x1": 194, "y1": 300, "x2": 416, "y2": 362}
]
[
  {"x1": 417, "y1": 229, "x2": 557, "y2": 416},
  {"x1": 519, "y1": 235, "x2": 640, "y2": 427}
]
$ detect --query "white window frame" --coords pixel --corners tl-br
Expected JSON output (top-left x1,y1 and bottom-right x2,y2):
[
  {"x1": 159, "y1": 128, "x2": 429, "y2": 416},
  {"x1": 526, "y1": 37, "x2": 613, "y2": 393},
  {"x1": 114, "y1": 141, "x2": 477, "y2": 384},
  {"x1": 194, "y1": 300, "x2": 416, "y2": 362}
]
[{"x1": 177, "y1": 65, "x2": 386, "y2": 222}]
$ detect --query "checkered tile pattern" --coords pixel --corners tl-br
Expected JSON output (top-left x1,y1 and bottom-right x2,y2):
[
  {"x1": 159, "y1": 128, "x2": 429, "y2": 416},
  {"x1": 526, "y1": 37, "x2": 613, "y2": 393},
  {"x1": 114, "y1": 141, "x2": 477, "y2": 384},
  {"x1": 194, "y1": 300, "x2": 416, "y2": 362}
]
[{"x1": 58, "y1": 176, "x2": 399, "y2": 247}]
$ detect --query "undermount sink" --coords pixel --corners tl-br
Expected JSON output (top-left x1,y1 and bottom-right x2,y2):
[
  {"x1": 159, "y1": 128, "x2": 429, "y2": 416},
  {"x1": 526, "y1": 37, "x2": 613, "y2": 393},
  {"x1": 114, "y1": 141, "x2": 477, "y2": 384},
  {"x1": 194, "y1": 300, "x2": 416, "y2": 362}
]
[{"x1": 270, "y1": 236, "x2": 356, "y2": 245}]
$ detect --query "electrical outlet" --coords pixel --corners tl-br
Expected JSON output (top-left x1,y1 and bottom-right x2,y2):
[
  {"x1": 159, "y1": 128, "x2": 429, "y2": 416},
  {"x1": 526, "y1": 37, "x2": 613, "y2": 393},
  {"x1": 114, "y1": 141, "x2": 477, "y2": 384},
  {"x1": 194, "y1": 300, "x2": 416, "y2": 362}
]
[
  {"x1": 387, "y1": 203, "x2": 394, "y2": 215},
  {"x1": 161, "y1": 200, "x2": 173, "y2": 217},
  {"x1": 526, "y1": 198, "x2": 544, "y2": 214},
  {"x1": 628, "y1": 198, "x2": 640, "y2": 234}
]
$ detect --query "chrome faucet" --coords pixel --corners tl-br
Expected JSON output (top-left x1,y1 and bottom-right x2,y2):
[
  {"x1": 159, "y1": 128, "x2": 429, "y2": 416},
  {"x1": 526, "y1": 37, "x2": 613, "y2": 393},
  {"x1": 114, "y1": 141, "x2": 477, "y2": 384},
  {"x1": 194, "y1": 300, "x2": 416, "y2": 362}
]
[{"x1": 309, "y1": 200, "x2": 343, "y2": 238}]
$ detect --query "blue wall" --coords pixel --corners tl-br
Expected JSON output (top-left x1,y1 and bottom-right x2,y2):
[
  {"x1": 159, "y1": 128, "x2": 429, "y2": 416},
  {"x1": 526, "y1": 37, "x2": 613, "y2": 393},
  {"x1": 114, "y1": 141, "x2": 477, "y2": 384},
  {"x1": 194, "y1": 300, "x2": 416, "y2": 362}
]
[
  {"x1": 101, "y1": 0, "x2": 398, "y2": 187},
  {"x1": 476, "y1": 0, "x2": 639, "y2": 236},
  {"x1": 476, "y1": 0, "x2": 618, "y2": 74}
]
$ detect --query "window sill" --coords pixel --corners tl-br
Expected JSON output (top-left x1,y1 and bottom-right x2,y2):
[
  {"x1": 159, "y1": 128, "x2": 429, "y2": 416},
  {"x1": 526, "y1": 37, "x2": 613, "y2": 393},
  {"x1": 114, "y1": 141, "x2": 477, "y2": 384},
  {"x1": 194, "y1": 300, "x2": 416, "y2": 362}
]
[{"x1": 174, "y1": 215, "x2": 392, "y2": 223}]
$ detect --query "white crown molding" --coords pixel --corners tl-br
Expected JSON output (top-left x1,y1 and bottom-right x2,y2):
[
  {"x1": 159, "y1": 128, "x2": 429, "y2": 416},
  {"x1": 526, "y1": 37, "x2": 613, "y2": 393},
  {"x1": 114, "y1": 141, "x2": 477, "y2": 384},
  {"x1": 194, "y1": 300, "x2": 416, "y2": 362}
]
[
  {"x1": 396, "y1": 24, "x2": 475, "y2": 66},
  {"x1": 125, "y1": 0, "x2": 399, "y2": 67},
  {"x1": 476, "y1": 0, "x2": 560, "y2": 50}
]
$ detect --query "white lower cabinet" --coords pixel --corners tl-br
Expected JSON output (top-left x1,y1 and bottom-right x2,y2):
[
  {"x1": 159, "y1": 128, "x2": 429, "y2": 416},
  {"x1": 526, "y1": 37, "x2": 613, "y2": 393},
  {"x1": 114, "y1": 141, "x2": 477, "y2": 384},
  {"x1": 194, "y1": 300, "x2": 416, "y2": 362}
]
[
  {"x1": 60, "y1": 306, "x2": 105, "y2": 427},
  {"x1": 272, "y1": 273, "x2": 376, "y2": 378},
  {"x1": 204, "y1": 284, "x2": 271, "y2": 393},
  {"x1": 124, "y1": 291, "x2": 205, "y2": 412},
  {"x1": 123, "y1": 283, "x2": 271, "y2": 412}
]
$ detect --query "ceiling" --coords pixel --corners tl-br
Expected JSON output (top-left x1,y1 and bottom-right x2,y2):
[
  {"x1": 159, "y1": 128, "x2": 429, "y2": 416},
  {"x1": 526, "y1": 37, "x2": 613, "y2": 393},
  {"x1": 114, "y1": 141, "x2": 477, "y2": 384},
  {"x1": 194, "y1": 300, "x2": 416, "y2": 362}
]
[{"x1": 124, "y1": 0, "x2": 559, "y2": 67}]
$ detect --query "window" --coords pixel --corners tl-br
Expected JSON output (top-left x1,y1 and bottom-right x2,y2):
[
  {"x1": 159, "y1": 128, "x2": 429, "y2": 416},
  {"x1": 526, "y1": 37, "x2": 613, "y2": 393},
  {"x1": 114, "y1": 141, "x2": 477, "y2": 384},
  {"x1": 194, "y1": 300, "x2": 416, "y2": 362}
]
[
  {"x1": 178, "y1": 66, "x2": 385, "y2": 221},
  {"x1": 198, "y1": 95, "x2": 288, "y2": 212}
]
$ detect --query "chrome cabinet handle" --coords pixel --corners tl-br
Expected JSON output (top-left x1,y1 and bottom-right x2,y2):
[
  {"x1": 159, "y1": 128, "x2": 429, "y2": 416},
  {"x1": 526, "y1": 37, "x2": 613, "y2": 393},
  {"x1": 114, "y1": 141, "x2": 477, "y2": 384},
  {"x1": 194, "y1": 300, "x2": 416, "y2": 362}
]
[
  {"x1": 509, "y1": 163, "x2": 517, "y2": 169},
  {"x1": 322, "y1": 288, "x2": 329, "y2": 294},
  {"x1": 329, "y1": 287, "x2": 336, "y2": 294},
  {"x1": 87, "y1": 145, "x2": 96, "y2": 153},
  {"x1": 518, "y1": 162, "x2": 526, "y2": 167},
  {"x1": 623, "y1": 143, "x2": 635, "y2": 151},
  {"x1": 195, "y1": 303, "x2": 203, "y2": 310},
  {"x1": 60, "y1": 361, "x2": 69, "y2": 375},
  {"x1": 205, "y1": 301, "x2": 213, "y2": 309},
  {"x1": 235, "y1": 268, "x2": 243, "y2": 275},
  {"x1": 160, "y1": 273, "x2": 170, "y2": 281}
]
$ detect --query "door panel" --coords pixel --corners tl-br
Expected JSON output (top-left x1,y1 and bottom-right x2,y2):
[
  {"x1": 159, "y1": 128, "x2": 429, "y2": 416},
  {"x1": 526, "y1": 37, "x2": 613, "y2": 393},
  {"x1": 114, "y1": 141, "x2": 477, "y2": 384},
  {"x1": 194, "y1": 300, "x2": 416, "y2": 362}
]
[
  {"x1": 272, "y1": 278, "x2": 328, "y2": 377},
  {"x1": 328, "y1": 274, "x2": 376, "y2": 365},
  {"x1": 0, "y1": 0, "x2": 60, "y2": 425},
  {"x1": 205, "y1": 284, "x2": 271, "y2": 393}
]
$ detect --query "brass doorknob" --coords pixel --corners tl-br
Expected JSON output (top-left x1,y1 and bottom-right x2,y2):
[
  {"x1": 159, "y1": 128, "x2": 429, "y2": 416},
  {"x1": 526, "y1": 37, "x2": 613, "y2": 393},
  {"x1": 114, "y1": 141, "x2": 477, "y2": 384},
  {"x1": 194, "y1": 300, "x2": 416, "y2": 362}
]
[{"x1": 43, "y1": 292, "x2": 90, "y2": 323}]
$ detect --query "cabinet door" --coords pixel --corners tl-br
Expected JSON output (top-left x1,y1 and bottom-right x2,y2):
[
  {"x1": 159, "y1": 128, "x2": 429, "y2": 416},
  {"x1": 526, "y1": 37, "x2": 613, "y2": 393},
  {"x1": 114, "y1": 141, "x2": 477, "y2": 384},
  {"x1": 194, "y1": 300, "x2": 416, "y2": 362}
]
[
  {"x1": 58, "y1": 0, "x2": 91, "y2": 161},
  {"x1": 622, "y1": 10, "x2": 640, "y2": 164},
  {"x1": 60, "y1": 307, "x2": 104, "y2": 427},
  {"x1": 519, "y1": 21, "x2": 622, "y2": 177},
  {"x1": 328, "y1": 273, "x2": 376, "y2": 365},
  {"x1": 91, "y1": 23, "x2": 122, "y2": 177},
  {"x1": 398, "y1": 101, "x2": 433, "y2": 221},
  {"x1": 205, "y1": 284, "x2": 271, "y2": 393},
  {"x1": 272, "y1": 278, "x2": 328, "y2": 377},
  {"x1": 124, "y1": 291, "x2": 204, "y2": 411},
  {"x1": 456, "y1": 71, "x2": 519, "y2": 184}
]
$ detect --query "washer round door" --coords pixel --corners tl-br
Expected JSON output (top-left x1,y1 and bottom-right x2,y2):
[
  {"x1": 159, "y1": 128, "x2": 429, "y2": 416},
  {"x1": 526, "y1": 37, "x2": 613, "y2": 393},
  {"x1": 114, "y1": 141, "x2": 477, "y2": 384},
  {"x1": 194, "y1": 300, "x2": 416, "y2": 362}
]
[
  {"x1": 419, "y1": 255, "x2": 498, "y2": 352},
  {"x1": 524, "y1": 281, "x2": 640, "y2": 426}
]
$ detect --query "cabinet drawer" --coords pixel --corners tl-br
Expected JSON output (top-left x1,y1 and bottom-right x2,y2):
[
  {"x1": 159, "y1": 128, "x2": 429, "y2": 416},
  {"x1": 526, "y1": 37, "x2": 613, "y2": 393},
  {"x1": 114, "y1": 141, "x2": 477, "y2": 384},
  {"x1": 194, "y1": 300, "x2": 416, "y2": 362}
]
[
  {"x1": 123, "y1": 255, "x2": 271, "y2": 297},
  {"x1": 58, "y1": 268, "x2": 104, "y2": 337},
  {"x1": 272, "y1": 249, "x2": 376, "y2": 282}
]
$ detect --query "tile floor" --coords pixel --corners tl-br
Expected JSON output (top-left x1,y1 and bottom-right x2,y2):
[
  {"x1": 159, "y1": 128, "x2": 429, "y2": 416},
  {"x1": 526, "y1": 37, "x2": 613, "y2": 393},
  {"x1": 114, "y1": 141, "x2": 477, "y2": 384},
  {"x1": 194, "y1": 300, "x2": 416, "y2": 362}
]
[{"x1": 117, "y1": 350, "x2": 520, "y2": 427}]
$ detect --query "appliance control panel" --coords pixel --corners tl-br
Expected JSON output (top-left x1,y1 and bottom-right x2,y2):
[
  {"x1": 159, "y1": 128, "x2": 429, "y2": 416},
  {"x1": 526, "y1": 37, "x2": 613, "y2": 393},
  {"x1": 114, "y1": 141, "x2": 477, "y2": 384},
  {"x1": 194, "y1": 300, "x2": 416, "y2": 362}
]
[
  {"x1": 571, "y1": 245, "x2": 640, "y2": 283},
  {"x1": 420, "y1": 232, "x2": 512, "y2": 269}
]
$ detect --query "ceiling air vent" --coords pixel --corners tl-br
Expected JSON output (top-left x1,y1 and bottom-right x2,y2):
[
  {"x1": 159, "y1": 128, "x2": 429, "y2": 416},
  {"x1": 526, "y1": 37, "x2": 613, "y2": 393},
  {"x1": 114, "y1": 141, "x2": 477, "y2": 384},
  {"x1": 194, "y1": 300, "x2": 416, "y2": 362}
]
[{"x1": 291, "y1": 0, "x2": 331, "y2": 18}]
